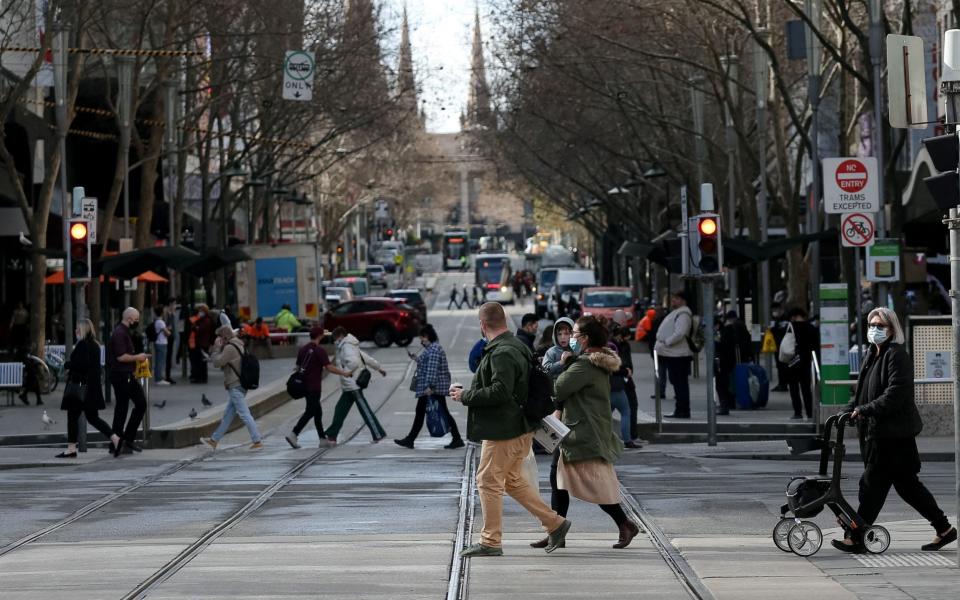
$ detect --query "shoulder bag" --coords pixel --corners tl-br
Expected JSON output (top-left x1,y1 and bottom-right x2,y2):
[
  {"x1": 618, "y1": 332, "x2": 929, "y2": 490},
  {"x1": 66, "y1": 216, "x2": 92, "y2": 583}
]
[
  {"x1": 778, "y1": 323, "x2": 797, "y2": 364},
  {"x1": 286, "y1": 348, "x2": 312, "y2": 399},
  {"x1": 355, "y1": 353, "x2": 372, "y2": 390}
]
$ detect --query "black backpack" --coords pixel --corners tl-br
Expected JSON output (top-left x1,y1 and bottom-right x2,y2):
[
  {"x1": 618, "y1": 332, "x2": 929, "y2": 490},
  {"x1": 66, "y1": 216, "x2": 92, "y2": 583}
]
[
  {"x1": 228, "y1": 341, "x2": 260, "y2": 390},
  {"x1": 145, "y1": 320, "x2": 159, "y2": 343},
  {"x1": 524, "y1": 354, "x2": 556, "y2": 421}
]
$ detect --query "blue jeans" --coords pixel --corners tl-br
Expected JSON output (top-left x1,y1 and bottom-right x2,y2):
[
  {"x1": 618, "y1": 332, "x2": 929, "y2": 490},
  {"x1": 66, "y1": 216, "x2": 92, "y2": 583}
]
[
  {"x1": 153, "y1": 343, "x2": 167, "y2": 383},
  {"x1": 610, "y1": 389, "x2": 632, "y2": 442},
  {"x1": 211, "y1": 386, "x2": 262, "y2": 443}
]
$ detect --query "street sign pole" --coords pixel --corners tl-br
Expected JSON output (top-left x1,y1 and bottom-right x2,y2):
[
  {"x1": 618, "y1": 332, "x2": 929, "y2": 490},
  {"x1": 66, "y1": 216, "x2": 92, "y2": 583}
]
[
  {"x1": 703, "y1": 278, "x2": 716, "y2": 447},
  {"x1": 855, "y1": 247, "x2": 864, "y2": 358}
]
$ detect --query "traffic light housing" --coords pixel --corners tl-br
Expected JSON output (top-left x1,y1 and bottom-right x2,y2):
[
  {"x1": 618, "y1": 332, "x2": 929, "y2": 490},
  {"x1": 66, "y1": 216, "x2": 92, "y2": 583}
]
[
  {"x1": 68, "y1": 218, "x2": 92, "y2": 281},
  {"x1": 921, "y1": 134, "x2": 960, "y2": 210},
  {"x1": 687, "y1": 213, "x2": 723, "y2": 275}
]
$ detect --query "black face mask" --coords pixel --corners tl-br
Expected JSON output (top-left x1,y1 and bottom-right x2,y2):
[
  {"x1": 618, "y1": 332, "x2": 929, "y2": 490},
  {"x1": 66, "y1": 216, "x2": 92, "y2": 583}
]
[{"x1": 129, "y1": 321, "x2": 139, "y2": 330}]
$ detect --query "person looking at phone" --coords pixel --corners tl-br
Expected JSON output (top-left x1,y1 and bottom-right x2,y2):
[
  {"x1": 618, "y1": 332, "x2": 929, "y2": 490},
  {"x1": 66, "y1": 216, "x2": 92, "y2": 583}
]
[{"x1": 108, "y1": 307, "x2": 150, "y2": 456}]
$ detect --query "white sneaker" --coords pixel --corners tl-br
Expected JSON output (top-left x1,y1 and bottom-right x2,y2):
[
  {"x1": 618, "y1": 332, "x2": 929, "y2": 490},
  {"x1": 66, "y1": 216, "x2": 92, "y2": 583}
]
[
  {"x1": 201, "y1": 437, "x2": 218, "y2": 451},
  {"x1": 285, "y1": 433, "x2": 301, "y2": 449},
  {"x1": 319, "y1": 438, "x2": 335, "y2": 447},
  {"x1": 155, "y1": 380, "x2": 170, "y2": 386}
]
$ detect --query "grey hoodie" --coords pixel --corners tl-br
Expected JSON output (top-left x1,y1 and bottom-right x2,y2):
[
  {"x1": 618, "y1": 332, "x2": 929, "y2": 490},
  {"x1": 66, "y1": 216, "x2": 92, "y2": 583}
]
[
  {"x1": 335, "y1": 333, "x2": 383, "y2": 392},
  {"x1": 541, "y1": 317, "x2": 575, "y2": 378}
]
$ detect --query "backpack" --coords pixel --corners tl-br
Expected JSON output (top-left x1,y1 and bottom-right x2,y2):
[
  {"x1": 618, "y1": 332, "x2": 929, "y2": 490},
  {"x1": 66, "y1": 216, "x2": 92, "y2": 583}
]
[
  {"x1": 228, "y1": 341, "x2": 260, "y2": 390},
  {"x1": 685, "y1": 314, "x2": 705, "y2": 354},
  {"x1": 524, "y1": 354, "x2": 556, "y2": 421},
  {"x1": 145, "y1": 320, "x2": 159, "y2": 343}
]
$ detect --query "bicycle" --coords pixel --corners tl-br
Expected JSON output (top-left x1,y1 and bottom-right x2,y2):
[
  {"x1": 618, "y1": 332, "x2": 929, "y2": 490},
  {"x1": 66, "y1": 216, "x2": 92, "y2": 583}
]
[{"x1": 24, "y1": 350, "x2": 64, "y2": 395}]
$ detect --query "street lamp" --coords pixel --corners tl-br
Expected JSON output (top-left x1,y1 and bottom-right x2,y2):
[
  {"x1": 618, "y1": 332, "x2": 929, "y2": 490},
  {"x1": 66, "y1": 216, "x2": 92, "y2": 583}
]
[
  {"x1": 116, "y1": 56, "x2": 135, "y2": 241},
  {"x1": 53, "y1": 23, "x2": 74, "y2": 352},
  {"x1": 720, "y1": 54, "x2": 740, "y2": 311},
  {"x1": 806, "y1": 0, "x2": 822, "y2": 315}
]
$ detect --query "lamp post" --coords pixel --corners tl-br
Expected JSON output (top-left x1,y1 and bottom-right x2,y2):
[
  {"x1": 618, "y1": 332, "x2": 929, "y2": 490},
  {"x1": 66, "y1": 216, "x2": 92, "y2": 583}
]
[
  {"x1": 53, "y1": 23, "x2": 73, "y2": 353},
  {"x1": 805, "y1": 0, "x2": 822, "y2": 316},
  {"x1": 721, "y1": 54, "x2": 740, "y2": 313},
  {"x1": 754, "y1": 29, "x2": 773, "y2": 376},
  {"x1": 116, "y1": 56, "x2": 135, "y2": 242}
]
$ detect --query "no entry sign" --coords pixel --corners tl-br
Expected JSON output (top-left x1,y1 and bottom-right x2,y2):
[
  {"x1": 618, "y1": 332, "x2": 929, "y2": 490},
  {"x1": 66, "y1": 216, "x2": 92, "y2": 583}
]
[
  {"x1": 823, "y1": 157, "x2": 878, "y2": 214},
  {"x1": 840, "y1": 212, "x2": 875, "y2": 247}
]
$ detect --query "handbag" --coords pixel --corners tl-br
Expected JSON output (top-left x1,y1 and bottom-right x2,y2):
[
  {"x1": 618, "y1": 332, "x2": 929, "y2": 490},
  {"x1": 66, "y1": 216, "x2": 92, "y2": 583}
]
[
  {"x1": 62, "y1": 380, "x2": 87, "y2": 407},
  {"x1": 286, "y1": 348, "x2": 312, "y2": 399},
  {"x1": 425, "y1": 396, "x2": 449, "y2": 437},
  {"x1": 409, "y1": 373, "x2": 418, "y2": 392},
  {"x1": 778, "y1": 323, "x2": 797, "y2": 364},
  {"x1": 355, "y1": 353, "x2": 372, "y2": 390}
]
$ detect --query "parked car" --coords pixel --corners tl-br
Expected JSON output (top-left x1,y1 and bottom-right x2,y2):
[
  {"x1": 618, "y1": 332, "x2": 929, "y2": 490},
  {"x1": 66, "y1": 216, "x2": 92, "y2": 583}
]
[
  {"x1": 579, "y1": 286, "x2": 636, "y2": 328},
  {"x1": 366, "y1": 265, "x2": 387, "y2": 287},
  {"x1": 386, "y1": 288, "x2": 428, "y2": 323},
  {"x1": 322, "y1": 297, "x2": 421, "y2": 348}
]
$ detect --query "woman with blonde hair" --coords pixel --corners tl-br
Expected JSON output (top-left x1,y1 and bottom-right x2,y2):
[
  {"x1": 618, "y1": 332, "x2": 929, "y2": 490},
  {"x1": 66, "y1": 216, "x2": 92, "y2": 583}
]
[
  {"x1": 56, "y1": 319, "x2": 120, "y2": 458},
  {"x1": 834, "y1": 307, "x2": 956, "y2": 553}
]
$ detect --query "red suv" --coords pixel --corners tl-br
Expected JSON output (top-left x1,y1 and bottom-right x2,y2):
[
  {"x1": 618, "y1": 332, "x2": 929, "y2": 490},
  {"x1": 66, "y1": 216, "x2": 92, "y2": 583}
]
[{"x1": 322, "y1": 298, "x2": 421, "y2": 348}]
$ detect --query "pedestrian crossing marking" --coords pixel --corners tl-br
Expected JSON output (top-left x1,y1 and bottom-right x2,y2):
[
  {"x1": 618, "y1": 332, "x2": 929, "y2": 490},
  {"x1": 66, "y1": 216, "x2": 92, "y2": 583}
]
[{"x1": 853, "y1": 553, "x2": 956, "y2": 568}]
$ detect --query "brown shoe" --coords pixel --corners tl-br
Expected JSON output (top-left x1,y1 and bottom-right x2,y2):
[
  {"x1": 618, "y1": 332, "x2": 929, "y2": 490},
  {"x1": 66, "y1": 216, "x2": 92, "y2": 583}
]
[{"x1": 613, "y1": 520, "x2": 640, "y2": 549}]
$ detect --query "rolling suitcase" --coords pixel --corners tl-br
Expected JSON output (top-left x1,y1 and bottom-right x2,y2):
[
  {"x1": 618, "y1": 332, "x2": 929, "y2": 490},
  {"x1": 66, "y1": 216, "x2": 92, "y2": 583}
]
[{"x1": 734, "y1": 363, "x2": 769, "y2": 409}]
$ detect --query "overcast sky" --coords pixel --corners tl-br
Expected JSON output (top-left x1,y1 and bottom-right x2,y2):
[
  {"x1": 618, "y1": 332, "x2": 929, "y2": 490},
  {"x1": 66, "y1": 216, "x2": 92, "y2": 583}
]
[{"x1": 383, "y1": 0, "x2": 491, "y2": 133}]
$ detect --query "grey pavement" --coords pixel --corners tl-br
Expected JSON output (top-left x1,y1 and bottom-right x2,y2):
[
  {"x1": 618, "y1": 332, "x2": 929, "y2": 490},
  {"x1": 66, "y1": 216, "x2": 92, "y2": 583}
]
[{"x1": 0, "y1": 263, "x2": 957, "y2": 599}]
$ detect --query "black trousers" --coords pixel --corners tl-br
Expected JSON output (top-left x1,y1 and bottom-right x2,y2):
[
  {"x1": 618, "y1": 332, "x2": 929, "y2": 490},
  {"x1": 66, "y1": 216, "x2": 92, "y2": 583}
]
[
  {"x1": 402, "y1": 395, "x2": 461, "y2": 441},
  {"x1": 662, "y1": 356, "x2": 691, "y2": 416},
  {"x1": 189, "y1": 348, "x2": 208, "y2": 382},
  {"x1": 716, "y1": 370, "x2": 735, "y2": 411},
  {"x1": 787, "y1": 363, "x2": 813, "y2": 417},
  {"x1": 110, "y1": 373, "x2": 146, "y2": 443},
  {"x1": 292, "y1": 392, "x2": 325, "y2": 437},
  {"x1": 549, "y1": 449, "x2": 627, "y2": 526},
  {"x1": 67, "y1": 406, "x2": 113, "y2": 444},
  {"x1": 857, "y1": 438, "x2": 950, "y2": 535},
  {"x1": 625, "y1": 379, "x2": 639, "y2": 439}
]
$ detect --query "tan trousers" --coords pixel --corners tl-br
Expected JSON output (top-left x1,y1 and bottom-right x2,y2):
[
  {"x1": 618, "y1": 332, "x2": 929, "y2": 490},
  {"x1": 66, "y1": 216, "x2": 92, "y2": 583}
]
[{"x1": 477, "y1": 432, "x2": 565, "y2": 548}]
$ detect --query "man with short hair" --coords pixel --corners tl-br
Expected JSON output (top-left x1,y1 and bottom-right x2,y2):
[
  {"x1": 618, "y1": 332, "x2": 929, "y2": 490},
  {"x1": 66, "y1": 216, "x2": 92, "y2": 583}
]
[
  {"x1": 515, "y1": 313, "x2": 538, "y2": 352},
  {"x1": 450, "y1": 302, "x2": 571, "y2": 557},
  {"x1": 109, "y1": 307, "x2": 150, "y2": 456},
  {"x1": 285, "y1": 326, "x2": 353, "y2": 449},
  {"x1": 654, "y1": 290, "x2": 694, "y2": 418}
]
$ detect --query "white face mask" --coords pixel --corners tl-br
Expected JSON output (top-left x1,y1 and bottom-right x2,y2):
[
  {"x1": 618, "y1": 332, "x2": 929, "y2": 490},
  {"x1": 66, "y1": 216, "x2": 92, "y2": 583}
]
[{"x1": 867, "y1": 325, "x2": 889, "y2": 345}]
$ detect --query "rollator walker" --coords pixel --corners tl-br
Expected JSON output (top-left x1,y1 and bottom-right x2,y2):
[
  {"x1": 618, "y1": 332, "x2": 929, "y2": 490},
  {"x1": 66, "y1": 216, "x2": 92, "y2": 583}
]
[{"x1": 773, "y1": 413, "x2": 891, "y2": 556}]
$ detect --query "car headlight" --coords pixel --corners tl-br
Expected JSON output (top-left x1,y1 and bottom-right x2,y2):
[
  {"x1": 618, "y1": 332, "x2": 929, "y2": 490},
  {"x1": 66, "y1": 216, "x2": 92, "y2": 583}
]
[{"x1": 500, "y1": 286, "x2": 508, "y2": 293}]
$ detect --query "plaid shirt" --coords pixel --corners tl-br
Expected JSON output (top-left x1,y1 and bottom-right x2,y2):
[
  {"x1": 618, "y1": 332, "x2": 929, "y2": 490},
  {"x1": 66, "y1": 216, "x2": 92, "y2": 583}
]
[{"x1": 414, "y1": 342, "x2": 451, "y2": 397}]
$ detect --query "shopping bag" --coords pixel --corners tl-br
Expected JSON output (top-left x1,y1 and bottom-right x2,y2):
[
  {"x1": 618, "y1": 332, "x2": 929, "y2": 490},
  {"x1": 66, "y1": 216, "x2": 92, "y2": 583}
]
[
  {"x1": 425, "y1": 397, "x2": 449, "y2": 437},
  {"x1": 521, "y1": 447, "x2": 539, "y2": 489}
]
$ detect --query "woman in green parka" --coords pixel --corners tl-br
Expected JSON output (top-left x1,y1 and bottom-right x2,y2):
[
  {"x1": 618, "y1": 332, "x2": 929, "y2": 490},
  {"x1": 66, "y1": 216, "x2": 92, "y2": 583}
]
[{"x1": 554, "y1": 316, "x2": 640, "y2": 549}]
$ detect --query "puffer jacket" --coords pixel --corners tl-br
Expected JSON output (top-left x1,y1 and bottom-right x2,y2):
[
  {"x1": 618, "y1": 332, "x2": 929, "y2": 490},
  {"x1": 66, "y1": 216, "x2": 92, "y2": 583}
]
[
  {"x1": 556, "y1": 348, "x2": 624, "y2": 463},
  {"x1": 541, "y1": 317, "x2": 575, "y2": 378},
  {"x1": 846, "y1": 342, "x2": 922, "y2": 441},
  {"x1": 654, "y1": 306, "x2": 693, "y2": 358},
  {"x1": 334, "y1": 334, "x2": 382, "y2": 392}
]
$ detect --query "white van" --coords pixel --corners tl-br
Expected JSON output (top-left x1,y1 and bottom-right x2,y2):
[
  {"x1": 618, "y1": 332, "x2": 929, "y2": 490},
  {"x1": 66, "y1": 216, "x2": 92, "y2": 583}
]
[{"x1": 547, "y1": 269, "x2": 597, "y2": 318}]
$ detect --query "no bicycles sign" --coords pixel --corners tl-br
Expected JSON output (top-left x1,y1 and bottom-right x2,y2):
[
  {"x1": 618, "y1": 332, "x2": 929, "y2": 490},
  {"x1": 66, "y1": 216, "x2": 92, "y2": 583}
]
[
  {"x1": 823, "y1": 157, "x2": 878, "y2": 214},
  {"x1": 840, "y1": 212, "x2": 875, "y2": 247}
]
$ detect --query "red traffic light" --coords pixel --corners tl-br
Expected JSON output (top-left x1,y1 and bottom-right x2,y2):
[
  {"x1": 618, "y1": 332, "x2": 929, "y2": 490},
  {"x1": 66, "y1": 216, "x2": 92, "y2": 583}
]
[
  {"x1": 698, "y1": 217, "x2": 717, "y2": 237},
  {"x1": 70, "y1": 221, "x2": 88, "y2": 240},
  {"x1": 385, "y1": 228, "x2": 394, "y2": 237}
]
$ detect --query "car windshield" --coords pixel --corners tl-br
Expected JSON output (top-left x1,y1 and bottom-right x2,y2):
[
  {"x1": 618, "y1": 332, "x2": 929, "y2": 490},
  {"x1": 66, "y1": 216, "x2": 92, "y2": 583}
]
[
  {"x1": 392, "y1": 292, "x2": 423, "y2": 304},
  {"x1": 583, "y1": 291, "x2": 632, "y2": 308},
  {"x1": 539, "y1": 270, "x2": 557, "y2": 289},
  {"x1": 367, "y1": 267, "x2": 383, "y2": 273}
]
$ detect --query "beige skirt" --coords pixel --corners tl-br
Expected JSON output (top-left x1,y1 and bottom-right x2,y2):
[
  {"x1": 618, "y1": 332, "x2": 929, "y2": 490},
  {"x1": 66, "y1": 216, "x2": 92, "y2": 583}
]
[{"x1": 557, "y1": 455, "x2": 620, "y2": 505}]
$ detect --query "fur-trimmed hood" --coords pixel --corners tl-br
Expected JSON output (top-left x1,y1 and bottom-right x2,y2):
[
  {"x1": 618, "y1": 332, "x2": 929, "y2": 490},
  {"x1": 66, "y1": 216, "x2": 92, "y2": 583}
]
[{"x1": 585, "y1": 347, "x2": 621, "y2": 373}]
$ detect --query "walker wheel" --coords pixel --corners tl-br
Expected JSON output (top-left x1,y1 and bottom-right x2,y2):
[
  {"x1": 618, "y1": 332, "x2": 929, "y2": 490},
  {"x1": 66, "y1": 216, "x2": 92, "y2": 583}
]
[
  {"x1": 863, "y1": 525, "x2": 891, "y2": 554},
  {"x1": 773, "y1": 518, "x2": 794, "y2": 552},
  {"x1": 787, "y1": 521, "x2": 823, "y2": 556}
]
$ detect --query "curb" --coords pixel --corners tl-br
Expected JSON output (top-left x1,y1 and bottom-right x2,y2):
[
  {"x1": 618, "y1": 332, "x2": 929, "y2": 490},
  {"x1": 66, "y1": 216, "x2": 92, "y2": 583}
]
[{"x1": 697, "y1": 451, "x2": 957, "y2": 462}]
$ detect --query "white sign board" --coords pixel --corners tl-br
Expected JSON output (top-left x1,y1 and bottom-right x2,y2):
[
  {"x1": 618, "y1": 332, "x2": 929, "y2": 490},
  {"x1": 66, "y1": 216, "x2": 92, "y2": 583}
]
[
  {"x1": 886, "y1": 35, "x2": 928, "y2": 129},
  {"x1": 80, "y1": 197, "x2": 98, "y2": 243},
  {"x1": 823, "y1": 157, "x2": 879, "y2": 214},
  {"x1": 925, "y1": 351, "x2": 952, "y2": 379},
  {"x1": 282, "y1": 50, "x2": 315, "y2": 101},
  {"x1": 840, "y1": 212, "x2": 875, "y2": 247}
]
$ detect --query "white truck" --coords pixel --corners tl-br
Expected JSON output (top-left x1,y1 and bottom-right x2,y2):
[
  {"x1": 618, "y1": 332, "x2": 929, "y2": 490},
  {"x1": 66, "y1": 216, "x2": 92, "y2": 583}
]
[{"x1": 235, "y1": 244, "x2": 323, "y2": 323}]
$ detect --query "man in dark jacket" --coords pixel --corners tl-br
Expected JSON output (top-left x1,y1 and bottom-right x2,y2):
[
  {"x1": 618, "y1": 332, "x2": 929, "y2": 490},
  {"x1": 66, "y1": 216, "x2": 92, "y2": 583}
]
[
  {"x1": 451, "y1": 302, "x2": 571, "y2": 557},
  {"x1": 715, "y1": 310, "x2": 753, "y2": 415},
  {"x1": 516, "y1": 312, "x2": 538, "y2": 351}
]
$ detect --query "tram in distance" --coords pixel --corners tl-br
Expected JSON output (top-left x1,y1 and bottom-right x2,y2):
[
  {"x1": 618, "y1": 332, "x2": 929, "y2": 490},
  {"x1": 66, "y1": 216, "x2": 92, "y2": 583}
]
[{"x1": 443, "y1": 230, "x2": 469, "y2": 270}]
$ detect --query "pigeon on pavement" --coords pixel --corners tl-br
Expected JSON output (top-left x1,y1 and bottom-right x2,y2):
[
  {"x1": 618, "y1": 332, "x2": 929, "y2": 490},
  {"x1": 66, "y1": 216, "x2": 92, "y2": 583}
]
[
  {"x1": 153, "y1": 400, "x2": 166, "y2": 409},
  {"x1": 41, "y1": 410, "x2": 56, "y2": 429},
  {"x1": 189, "y1": 408, "x2": 198, "y2": 419},
  {"x1": 201, "y1": 394, "x2": 212, "y2": 407}
]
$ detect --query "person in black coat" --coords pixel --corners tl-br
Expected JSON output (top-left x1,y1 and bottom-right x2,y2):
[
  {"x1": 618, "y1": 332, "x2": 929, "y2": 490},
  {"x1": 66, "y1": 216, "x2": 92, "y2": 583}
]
[
  {"x1": 785, "y1": 307, "x2": 818, "y2": 419},
  {"x1": 833, "y1": 307, "x2": 956, "y2": 553},
  {"x1": 715, "y1": 310, "x2": 753, "y2": 415},
  {"x1": 56, "y1": 319, "x2": 121, "y2": 458}
]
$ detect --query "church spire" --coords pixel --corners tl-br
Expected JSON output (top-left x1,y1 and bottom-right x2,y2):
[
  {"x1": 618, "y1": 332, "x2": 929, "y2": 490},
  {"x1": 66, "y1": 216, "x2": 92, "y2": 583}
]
[
  {"x1": 464, "y1": 7, "x2": 494, "y2": 131},
  {"x1": 397, "y1": 5, "x2": 421, "y2": 128}
]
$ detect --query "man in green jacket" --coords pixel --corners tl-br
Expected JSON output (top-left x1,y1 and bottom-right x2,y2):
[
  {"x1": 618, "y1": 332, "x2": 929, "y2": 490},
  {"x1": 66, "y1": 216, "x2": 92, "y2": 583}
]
[
  {"x1": 450, "y1": 302, "x2": 571, "y2": 556},
  {"x1": 274, "y1": 304, "x2": 301, "y2": 333}
]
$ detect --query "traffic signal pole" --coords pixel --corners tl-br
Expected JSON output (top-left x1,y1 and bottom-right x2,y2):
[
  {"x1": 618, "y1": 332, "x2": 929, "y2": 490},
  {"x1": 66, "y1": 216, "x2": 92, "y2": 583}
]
[{"x1": 53, "y1": 25, "x2": 74, "y2": 355}]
